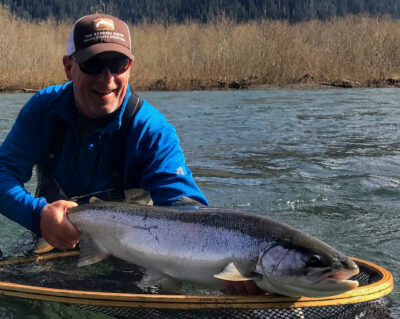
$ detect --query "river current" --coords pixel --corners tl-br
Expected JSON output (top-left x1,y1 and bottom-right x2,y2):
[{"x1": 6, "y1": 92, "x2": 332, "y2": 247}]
[{"x1": 0, "y1": 88, "x2": 399, "y2": 318}]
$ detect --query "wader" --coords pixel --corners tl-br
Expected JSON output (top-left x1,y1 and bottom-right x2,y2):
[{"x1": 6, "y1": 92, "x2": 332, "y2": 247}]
[{"x1": 35, "y1": 92, "x2": 143, "y2": 204}]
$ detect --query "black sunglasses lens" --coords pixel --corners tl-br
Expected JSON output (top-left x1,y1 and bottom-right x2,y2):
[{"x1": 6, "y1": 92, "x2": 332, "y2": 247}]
[
  {"x1": 79, "y1": 63, "x2": 103, "y2": 75},
  {"x1": 79, "y1": 57, "x2": 130, "y2": 75},
  {"x1": 108, "y1": 59, "x2": 130, "y2": 74}
]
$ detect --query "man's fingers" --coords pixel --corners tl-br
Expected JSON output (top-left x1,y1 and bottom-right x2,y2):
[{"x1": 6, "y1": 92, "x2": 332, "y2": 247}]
[
  {"x1": 40, "y1": 200, "x2": 80, "y2": 250},
  {"x1": 64, "y1": 200, "x2": 78, "y2": 209},
  {"x1": 53, "y1": 200, "x2": 78, "y2": 210}
]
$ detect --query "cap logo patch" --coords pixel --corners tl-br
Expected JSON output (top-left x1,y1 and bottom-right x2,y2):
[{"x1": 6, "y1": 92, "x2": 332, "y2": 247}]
[{"x1": 94, "y1": 18, "x2": 114, "y2": 31}]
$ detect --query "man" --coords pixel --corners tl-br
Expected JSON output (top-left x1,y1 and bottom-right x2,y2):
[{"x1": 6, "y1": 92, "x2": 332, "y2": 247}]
[
  {"x1": 0, "y1": 13, "x2": 207, "y2": 249},
  {"x1": 0, "y1": 13, "x2": 261, "y2": 296}
]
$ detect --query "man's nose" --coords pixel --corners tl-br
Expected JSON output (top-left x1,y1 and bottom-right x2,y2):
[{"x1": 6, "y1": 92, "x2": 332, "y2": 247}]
[{"x1": 98, "y1": 67, "x2": 114, "y2": 81}]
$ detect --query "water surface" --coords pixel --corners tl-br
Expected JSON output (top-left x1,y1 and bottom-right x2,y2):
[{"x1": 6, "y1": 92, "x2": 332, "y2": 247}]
[{"x1": 0, "y1": 88, "x2": 399, "y2": 318}]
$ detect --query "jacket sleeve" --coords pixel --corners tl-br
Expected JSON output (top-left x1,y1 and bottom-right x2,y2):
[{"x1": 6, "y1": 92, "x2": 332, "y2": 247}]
[
  {"x1": 130, "y1": 101, "x2": 208, "y2": 206},
  {"x1": 0, "y1": 93, "x2": 48, "y2": 234}
]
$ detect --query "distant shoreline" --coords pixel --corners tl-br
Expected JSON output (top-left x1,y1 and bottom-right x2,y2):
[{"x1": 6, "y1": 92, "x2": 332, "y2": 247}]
[{"x1": 1, "y1": 79, "x2": 399, "y2": 94}]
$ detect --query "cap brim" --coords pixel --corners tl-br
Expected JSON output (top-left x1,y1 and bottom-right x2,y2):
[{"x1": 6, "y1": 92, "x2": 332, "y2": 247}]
[{"x1": 72, "y1": 43, "x2": 134, "y2": 62}]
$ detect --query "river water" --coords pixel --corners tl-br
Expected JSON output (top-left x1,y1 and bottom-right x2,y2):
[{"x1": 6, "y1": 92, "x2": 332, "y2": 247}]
[{"x1": 0, "y1": 88, "x2": 399, "y2": 318}]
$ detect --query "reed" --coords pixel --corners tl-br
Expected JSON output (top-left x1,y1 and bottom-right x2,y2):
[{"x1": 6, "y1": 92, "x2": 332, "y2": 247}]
[
  {"x1": 1, "y1": 4, "x2": 400, "y2": 91},
  {"x1": 0, "y1": 6, "x2": 69, "y2": 90}
]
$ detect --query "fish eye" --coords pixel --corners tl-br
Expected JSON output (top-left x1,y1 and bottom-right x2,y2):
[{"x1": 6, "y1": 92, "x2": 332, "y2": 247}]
[{"x1": 306, "y1": 255, "x2": 324, "y2": 267}]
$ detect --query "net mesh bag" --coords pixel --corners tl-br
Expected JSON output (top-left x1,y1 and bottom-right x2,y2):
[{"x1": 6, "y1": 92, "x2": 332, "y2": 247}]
[{"x1": 0, "y1": 252, "x2": 393, "y2": 319}]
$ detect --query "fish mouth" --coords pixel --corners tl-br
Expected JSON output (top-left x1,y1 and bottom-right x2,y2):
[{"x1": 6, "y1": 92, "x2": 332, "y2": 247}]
[
  {"x1": 320, "y1": 265, "x2": 360, "y2": 290},
  {"x1": 256, "y1": 267, "x2": 360, "y2": 297}
]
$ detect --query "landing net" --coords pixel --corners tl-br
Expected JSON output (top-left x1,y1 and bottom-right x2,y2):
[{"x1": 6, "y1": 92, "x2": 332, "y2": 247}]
[{"x1": 0, "y1": 252, "x2": 393, "y2": 319}]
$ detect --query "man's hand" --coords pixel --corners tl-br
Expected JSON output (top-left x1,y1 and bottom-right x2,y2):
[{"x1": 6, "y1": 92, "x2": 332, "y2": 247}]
[
  {"x1": 40, "y1": 200, "x2": 80, "y2": 250},
  {"x1": 224, "y1": 280, "x2": 266, "y2": 295}
]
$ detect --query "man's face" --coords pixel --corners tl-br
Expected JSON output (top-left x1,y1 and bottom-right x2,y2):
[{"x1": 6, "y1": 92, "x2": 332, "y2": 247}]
[{"x1": 63, "y1": 52, "x2": 132, "y2": 118}]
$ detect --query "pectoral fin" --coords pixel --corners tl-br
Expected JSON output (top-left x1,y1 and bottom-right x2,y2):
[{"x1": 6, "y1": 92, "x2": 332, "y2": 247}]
[
  {"x1": 34, "y1": 238, "x2": 54, "y2": 254},
  {"x1": 77, "y1": 233, "x2": 110, "y2": 267},
  {"x1": 214, "y1": 262, "x2": 253, "y2": 281}
]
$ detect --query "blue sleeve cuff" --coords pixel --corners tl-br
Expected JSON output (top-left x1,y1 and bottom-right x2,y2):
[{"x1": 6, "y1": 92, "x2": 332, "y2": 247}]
[{"x1": 0, "y1": 181, "x2": 48, "y2": 235}]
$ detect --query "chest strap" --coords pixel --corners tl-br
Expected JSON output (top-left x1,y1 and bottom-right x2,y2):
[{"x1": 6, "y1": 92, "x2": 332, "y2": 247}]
[{"x1": 106, "y1": 92, "x2": 143, "y2": 201}]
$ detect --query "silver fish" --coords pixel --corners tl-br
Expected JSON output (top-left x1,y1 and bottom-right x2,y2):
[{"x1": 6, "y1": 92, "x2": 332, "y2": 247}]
[{"x1": 67, "y1": 198, "x2": 359, "y2": 297}]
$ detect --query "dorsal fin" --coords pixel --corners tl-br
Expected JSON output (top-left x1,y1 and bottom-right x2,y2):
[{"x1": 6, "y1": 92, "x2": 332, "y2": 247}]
[{"x1": 88, "y1": 196, "x2": 102, "y2": 204}]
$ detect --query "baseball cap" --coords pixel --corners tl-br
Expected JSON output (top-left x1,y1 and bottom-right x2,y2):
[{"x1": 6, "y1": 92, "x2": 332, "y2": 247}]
[{"x1": 66, "y1": 14, "x2": 134, "y2": 63}]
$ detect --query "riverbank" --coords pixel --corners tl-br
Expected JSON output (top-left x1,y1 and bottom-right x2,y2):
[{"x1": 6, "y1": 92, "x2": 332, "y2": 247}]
[
  {"x1": 3, "y1": 78, "x2": 400, "y2": 94},
  {"x1": 136, "y1": 76, "x2": 400, "y2": 91},
  {"x1": 1, "y1": 5, "x2": 400, "y2": 92}
]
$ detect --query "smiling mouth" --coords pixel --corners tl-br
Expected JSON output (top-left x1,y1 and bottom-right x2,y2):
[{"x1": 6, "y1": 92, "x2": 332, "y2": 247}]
[{"x1": 93, "y1": 89, "x2": 115, "y2": 96}]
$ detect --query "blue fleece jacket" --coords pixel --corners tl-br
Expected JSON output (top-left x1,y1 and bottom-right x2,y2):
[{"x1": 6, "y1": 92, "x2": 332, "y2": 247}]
[{"x1": 0, "y1": 82, "x2": 208, "y2": 234}]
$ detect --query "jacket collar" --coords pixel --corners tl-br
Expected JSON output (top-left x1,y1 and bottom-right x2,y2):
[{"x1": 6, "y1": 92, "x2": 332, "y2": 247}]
[{"x1": 50, "y1": 81, "x2": 131, "y2": 133}]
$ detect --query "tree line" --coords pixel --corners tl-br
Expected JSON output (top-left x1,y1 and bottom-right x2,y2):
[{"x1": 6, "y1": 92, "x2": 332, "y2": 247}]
[{"x1": 1, "y1": 0, "x2": 400, "y2": 24}]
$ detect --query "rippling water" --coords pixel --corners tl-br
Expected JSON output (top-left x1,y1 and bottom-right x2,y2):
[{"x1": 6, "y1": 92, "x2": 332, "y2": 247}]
[{"x1": 0, "y1": 88, "x2": 399, "y2": 318}]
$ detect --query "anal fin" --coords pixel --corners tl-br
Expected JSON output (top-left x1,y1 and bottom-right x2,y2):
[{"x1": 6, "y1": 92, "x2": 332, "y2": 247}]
[{"x1": 138, "y1": 268, "x2": 182, "y2": 292}]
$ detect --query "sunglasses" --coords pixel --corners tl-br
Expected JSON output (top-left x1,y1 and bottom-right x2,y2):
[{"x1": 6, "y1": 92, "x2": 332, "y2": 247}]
[{"x1": 71, "y1": 55, "x2": 132, "y2": 75}]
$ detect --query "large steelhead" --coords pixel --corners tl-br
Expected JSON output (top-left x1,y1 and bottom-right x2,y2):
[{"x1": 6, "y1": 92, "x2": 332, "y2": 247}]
[{"x1": 67, "y1": 199, "x2": 359, "y2": 297}]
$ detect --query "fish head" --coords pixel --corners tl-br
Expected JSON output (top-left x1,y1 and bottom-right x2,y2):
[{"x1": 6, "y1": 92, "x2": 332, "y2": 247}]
[{"x1": 254, "y1": 240, "x2": 359, "y2": 297}]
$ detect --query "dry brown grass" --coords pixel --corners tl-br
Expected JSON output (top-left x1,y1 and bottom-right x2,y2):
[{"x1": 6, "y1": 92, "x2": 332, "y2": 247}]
[
  {"x1": 1, "y1": 4, "x2": 400, "y2": 91},
  {"x1": 0, "y1": 6, "x2": 69, "y2": 90}
]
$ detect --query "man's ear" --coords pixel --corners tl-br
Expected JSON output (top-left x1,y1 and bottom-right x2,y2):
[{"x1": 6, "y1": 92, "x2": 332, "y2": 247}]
[{"x1": 63, "y1": 55, "x2": 73, "y2": 81}]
